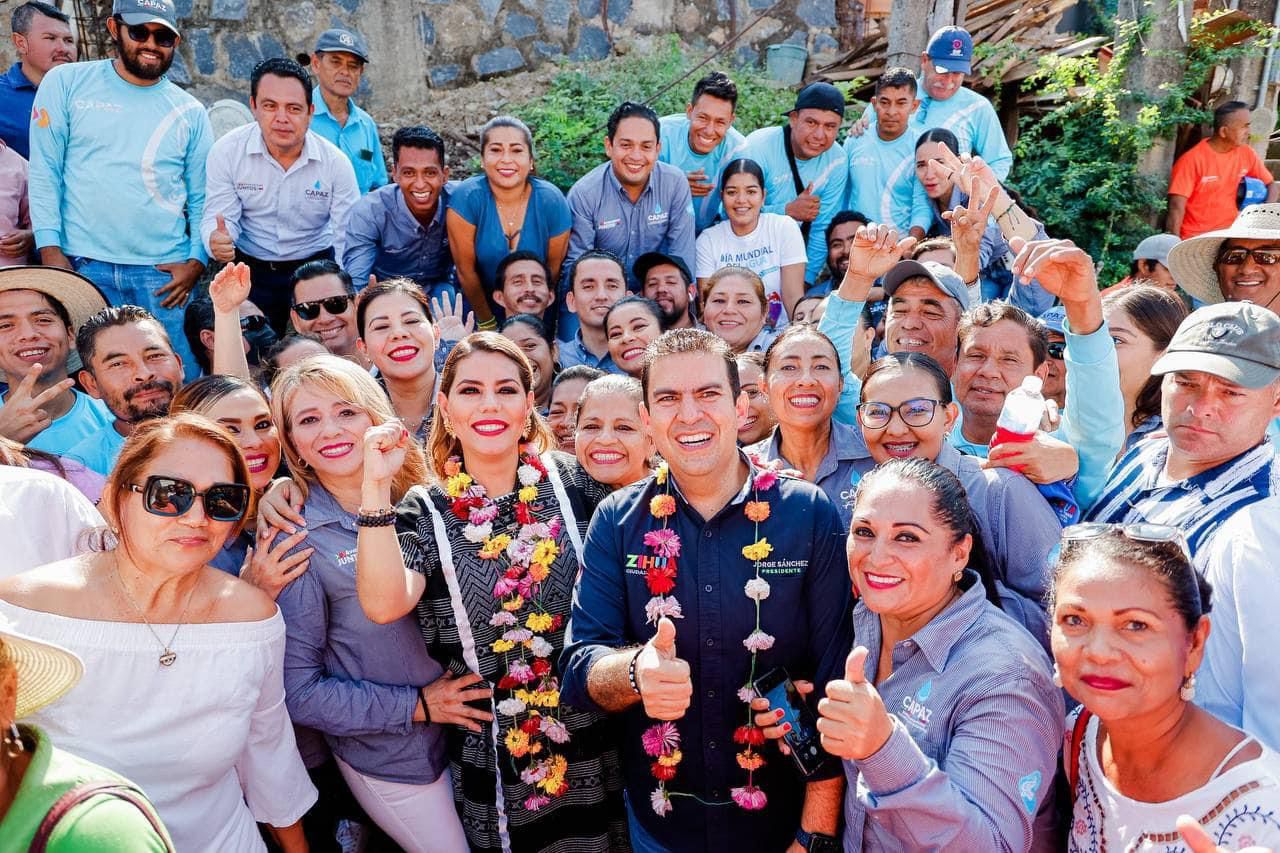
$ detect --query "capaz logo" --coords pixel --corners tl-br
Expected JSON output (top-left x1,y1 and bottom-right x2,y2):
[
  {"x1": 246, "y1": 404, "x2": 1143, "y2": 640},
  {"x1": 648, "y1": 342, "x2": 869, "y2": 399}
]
[{"x1": 899, "y1": 680, "x2": 933, "y2": 731}]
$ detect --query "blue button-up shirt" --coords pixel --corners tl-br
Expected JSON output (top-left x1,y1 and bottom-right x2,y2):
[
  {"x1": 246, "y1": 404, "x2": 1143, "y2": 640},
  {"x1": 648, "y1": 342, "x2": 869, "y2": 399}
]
[
  {"x1": 841, "y1": 572, "x2": 1062, "y2": 852},
  {"x1": 747, "y1": 420, "x2": 868, "y2": 529},
  {"x1": 561, "y1": 458, "x2": 853, "y2": 853},
  {"x1": 276, "y1": 484, "x2": 449, "y2": 784},
  {"x1": 556, "y1": 330, "x2": 622, "y2": 373},
  {"x1": 310, "y1": 88, "x2": 388, "y2": 194},
  {"x1": 0, "y1": 63, "x2": 36, "y2": 159},
  {"x1": 340, "y1": 183, "x2": 453, "y2": 290}
]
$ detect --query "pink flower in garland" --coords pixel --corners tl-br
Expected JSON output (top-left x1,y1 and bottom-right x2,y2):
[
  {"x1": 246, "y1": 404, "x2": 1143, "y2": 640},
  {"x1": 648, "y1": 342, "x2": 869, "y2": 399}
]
[
  {"x1": 752, "y1": 470, "x2": 778, "y2": 491},
  {"x1": 650, "y1": 788, "x2": 673, "y2": 816},
  {"x1": 643, "y1": 528, "x2": 682, "y2": 558},
  {"x1": 507, "y1": 659, "x2": 534, "y2": 685},
  {"x1": 742, "y1": 630, "x2": 776, "y2": 653},
  {"x1": 524, "y1": 794, "x2": 551, "y2": 811},
  {"x1": 641, "y1": 721, "x2": 681, "y2": 757},
  {"x1": 644, "y1": 595, "x2": 684, "y2": 624},
  {"x1": 470, "y1": 502, "x2": 500, "y2": 525},
  {"x1": 541, "y1": 717, "x2": 570, "y2": 744},
  {"x1": 730, "y1": 785, "x2": 768, "y2": 810}
]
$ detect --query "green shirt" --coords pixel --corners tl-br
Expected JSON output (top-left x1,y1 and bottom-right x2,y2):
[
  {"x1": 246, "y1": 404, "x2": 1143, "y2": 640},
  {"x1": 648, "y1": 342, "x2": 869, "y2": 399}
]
[{"x1": 0, "y1": 725, "x2": 171, "y2": 852}]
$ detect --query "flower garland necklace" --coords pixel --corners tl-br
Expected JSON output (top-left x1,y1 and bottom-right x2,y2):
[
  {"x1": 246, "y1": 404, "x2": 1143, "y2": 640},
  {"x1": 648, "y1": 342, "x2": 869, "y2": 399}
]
[
  {"x1": 445, "y1": 447, "x2": 571, "y2": 811},
  {"x1": 641, "y1": 461, "x2": 779, "y2": 816}
]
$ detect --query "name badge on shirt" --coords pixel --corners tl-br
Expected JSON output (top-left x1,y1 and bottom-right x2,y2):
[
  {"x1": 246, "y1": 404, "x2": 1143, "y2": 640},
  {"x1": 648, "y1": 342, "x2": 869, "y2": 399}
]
[
  {"x1": 598, "y1": 218, "x2": 622, "y2": 230},
  {"x1": 899, "y1": 679, "x2": 933, "y2": 732},
  {"x1": 647, "y1": 209, "x2": 669, "y2": 225},
  {"x1": 305, "y1": 180, "x2": 331, "y2": 202},
  {"x1": 336, "y1": 547, "x2": 357, "y2": 567}
]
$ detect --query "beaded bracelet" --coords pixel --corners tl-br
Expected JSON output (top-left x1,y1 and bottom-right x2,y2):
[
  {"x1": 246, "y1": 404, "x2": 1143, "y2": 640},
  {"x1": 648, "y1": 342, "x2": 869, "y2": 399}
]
[
  {"x1": 356, "y1": 507, "x2": 396, "y2": 527},
  {"x1": 627, "y1": 646, "x2": 645, "y2": 696}
]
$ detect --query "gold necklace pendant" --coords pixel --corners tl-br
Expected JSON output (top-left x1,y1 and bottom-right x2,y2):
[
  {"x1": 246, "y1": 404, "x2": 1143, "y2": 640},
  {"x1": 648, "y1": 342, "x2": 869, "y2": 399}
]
[{"x1": 159, "y1": 650, "x2": 177, "y2": 666}]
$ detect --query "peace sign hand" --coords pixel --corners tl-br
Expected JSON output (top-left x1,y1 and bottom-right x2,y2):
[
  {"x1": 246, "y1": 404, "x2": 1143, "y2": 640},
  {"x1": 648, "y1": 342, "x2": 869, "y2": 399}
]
[
  {"x1": 815, "y1": 646, "x2": 895, "y2": 761},
  {"x1": 0, "y1": 363, "x2": 74, "y2": 443},
  {"x1": 943, "y1": 179, "x2": 1000, "y2": 256}
]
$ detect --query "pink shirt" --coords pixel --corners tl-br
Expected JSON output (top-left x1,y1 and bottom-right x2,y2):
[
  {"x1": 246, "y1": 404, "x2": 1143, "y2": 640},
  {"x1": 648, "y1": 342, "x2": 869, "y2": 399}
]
[{"x1": 0, "y1": 140, "x2": 30, "y2": 266}]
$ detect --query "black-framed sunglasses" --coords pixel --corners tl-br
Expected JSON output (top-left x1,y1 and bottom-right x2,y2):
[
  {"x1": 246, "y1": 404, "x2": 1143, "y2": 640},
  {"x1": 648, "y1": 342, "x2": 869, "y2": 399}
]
[
  {"x1": 1046, "y1": 341, "x2": 1066, "y2": 361},
  {"x1": 1216, "y1": 247, "x2": 1280, "y2": 267},
  {"x1": 119, "y1": 20, "x2": 178, "y2": 48},
  {"x1": 292, "y1": 295, "x2": 353, "y2": 321},
  {"x1": 1061, "y1": 522, "x2": 1191, "y2": 558},
  {"x1": 127, "y1": 476, "x2": 250, "y2": 522},
  {"x1": 240, "y1": 314, "x2": 269, "y2": 333},
  {"x1": 856, "y1": 398, "x2": 942, "y2": 430}
]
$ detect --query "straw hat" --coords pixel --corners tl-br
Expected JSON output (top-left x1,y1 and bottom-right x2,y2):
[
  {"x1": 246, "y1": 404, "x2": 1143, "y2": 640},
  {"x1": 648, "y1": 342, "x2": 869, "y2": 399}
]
[
  {"x1": 1166, "y1": 204, "x2": 1280, "y2": 306},
  {"x1": 0, "y1": 266, "x2": 109, "y2": 333},
  {"x1": 0, "y1": 613, "x2": 83, "y2": 719}
]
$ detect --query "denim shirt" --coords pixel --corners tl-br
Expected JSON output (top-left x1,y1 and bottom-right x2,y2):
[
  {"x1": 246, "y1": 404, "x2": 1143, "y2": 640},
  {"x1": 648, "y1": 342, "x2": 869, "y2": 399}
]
[
  {"x1": 842, "y1": 573, "x2": 1063, "y2": 853},
  {"x1": 747, "y1": 420, "x2": 869, "y2": 529},
  {"x1": 275, "y1": 484, "x2": 448, "y2": 784},
  {"x1": 340, "y1": 183, "x2": 453, "y2": 290},
  {"x1": 561, "y1": 456, "x2": 853, "y2": 853}
]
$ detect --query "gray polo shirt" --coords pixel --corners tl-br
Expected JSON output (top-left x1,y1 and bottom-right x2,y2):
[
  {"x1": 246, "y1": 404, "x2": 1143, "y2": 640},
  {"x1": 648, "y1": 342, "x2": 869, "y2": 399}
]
[{"x1": 747, "y1": 419, "x2": 869, "y2": 529}]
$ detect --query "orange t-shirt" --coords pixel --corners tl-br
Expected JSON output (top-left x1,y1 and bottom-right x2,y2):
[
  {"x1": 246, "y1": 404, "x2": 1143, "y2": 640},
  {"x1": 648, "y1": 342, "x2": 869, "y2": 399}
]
[{"x1": 1168, "y1": 139, "x2": 1273, "y2": 238}]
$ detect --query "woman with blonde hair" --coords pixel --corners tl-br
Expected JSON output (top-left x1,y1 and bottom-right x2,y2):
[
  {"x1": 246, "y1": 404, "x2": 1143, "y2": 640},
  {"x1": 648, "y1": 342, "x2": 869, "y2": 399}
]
[
  {"x1": 355, "y1": 331, "x2": 628, "y2": 853},
  {"x1": 266, "y1": 354, "x2": 468, "y2": 851}
]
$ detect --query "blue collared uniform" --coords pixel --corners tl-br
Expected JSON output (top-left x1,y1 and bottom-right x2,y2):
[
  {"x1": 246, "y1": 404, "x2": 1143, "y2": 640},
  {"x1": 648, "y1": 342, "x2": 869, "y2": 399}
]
[
  {"x1": 747, "y1": 420, "x2": 868, "y2": 529},
  {"x1": 844, "y1": 129, "x2": 916, "y2": 232},
  {"x1": 310, "y1": 88, "x2": 388, "y2": 194},
  {"x1": 341, "y1": 183, "x2": 453, "y2": 292},
  {"x1": 867, "y1": 84, "x2": 1013, "y2": 180},
  {"x1": 0, "y1": 63, "x2": 37, "y2": 159},
  {"x1": 658, "y1": 114, "x2": 746, "y2": 234}
]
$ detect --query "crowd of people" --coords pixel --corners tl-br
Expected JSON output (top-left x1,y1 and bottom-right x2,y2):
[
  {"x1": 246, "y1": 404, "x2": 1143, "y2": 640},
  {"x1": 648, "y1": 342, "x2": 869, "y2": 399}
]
[{"x1": 0, "y1": 0, "x2": 1279, "y2": 851}]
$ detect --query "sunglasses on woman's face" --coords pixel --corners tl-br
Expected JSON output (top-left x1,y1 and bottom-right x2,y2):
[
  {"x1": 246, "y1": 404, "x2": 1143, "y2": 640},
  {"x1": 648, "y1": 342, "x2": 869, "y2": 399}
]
[
  {"x1": 127, "y1": 476, "x2": 250, "y2": 522},
  {"x1": 121, "y1": 22, "x2": 178, "y2": 48},
  {"x1": 292, "y1": 295, "x2": 353, "y2": 321}
]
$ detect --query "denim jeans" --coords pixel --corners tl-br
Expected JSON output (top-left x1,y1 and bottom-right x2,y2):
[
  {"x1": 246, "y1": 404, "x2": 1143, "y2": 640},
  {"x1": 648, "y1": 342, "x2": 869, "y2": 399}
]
[{"x1": 71, "y1": 257, "x2": 200, "y2": 381}]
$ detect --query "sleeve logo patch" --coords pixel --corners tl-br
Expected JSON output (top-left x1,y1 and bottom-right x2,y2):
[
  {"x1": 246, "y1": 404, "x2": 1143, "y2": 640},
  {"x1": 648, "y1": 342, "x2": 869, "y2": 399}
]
[{"x1": 1018, "y1": 770, "x2": 1042, "y2": 814}]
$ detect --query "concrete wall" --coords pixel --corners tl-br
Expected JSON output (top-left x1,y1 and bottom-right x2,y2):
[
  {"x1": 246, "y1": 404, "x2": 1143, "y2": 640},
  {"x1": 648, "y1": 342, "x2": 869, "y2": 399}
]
[{"x1": 0, "y1": 1, "x2": 840, "y2": 111}]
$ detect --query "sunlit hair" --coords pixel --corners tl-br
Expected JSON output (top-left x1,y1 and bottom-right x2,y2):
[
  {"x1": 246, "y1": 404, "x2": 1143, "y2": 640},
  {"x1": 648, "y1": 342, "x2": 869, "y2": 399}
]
[
  {"x1": 425, "y1": 332, "x2": 555, "y2": 479},
  {"x1": 578, "y1": 373, "x2": 642, "y2": 412},
  {"x1": 171, "y1": 374, "x2": 270, "y2": 418},
  {"x1": 99, "y1": 412, "x2": 252, "y2": 553},
  {"x1": 699, "y1": 265, "x2": 767, "y2": 314},
  {"x1": 270, "y1": 354, "x2": 426, "y2": 503},
  {"x1": 355, "y1": 277, "x2": 433, "y2": 338}
]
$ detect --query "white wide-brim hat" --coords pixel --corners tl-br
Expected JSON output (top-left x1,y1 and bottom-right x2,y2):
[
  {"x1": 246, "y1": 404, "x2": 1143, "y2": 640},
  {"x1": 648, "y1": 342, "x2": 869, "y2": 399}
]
[
  {"x1": 0, "y1": 613, "x2": 83, "y2": 719},
  {"x1": 1167, "y1": 203, "x2": 1280, "y2": 306}
]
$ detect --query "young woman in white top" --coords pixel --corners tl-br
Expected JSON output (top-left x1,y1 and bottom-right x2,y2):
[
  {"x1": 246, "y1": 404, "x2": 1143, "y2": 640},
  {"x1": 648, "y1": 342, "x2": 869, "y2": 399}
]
[
  {"x1": 695, "y1": 158, "x2": 806, "y2": 328},
  {"x1": 0, "y1": 413, "x2": 316, "y2": 852},
  {"x1": 1052, "y1": 524, "x2": 1280, "y2": 852}
]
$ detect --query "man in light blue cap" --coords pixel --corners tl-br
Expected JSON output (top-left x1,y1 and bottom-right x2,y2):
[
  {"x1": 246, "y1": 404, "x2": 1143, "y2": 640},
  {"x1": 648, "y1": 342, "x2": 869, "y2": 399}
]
[
  {"x1": 306, "y1": 27, "x2": 387, "y2": 194},
  {"x1": 1038, "y1": 304, "x2": 1068, "y2": 409}
]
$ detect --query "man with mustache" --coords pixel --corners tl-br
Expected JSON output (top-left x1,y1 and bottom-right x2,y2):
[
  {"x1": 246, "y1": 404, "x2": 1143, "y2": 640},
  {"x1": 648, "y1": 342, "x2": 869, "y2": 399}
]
[
  {"x1": 0, "y1": 2, "x2": 76, "y2": 159},
  {"x1": 65, "y1": 305, "x2": 184, "y2": 476}
]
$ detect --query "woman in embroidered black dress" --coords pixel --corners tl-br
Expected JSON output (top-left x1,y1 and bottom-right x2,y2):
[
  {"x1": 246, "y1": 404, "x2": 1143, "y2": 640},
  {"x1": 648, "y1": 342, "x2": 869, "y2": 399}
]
[{"x1": 355, "y1": 331, "x2": 627, "y2": 853}]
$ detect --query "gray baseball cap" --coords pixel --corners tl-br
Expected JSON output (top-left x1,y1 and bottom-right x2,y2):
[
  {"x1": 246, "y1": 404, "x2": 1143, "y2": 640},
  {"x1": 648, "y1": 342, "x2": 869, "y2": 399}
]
[
  {"x1": 112, "y1": 0, "x2": 179, "y2": 35},
  {"x1": 882, "y1": 260, "x2": 971, "y2": 311},
  {"x1": 1133, "y1": 233, "x2": 1179, "y2": 268},
  {"x1": 1150, "y1": 301, "x2": 1280, "y2": 388},
  {"x1": 313, "y1": 28, "x2": 370, "y2": 63}
]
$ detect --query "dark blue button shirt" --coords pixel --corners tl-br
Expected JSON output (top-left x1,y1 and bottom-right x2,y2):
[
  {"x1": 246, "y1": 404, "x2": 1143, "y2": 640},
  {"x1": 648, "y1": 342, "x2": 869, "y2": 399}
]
[
  {"x1": 0, "y1": 63, "x2": 37, "y2": 160},
  {"x1": 562, "y1": 457, "x2": 853, "y2": 853},
  {"x1": 340, "y1": 183, "x2": 453, "y2": 291}
]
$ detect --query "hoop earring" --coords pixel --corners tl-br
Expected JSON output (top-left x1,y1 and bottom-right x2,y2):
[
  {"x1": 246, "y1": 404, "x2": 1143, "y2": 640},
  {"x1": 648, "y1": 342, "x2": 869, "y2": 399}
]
[
  {"x1": 4, "y1": 722, "x2": 23, "y2": 758},
  {"x1": 1180, "y1": 673, "x2": 1197, "y2": 702},
  {"x1": 952, "y1": 570, "x2": 963, "y2": 583}
]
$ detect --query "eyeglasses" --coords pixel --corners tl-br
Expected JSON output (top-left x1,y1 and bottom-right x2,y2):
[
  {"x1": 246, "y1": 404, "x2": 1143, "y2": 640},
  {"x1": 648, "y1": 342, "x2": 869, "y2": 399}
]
[
  {"x1": 1216, "y1": 247, "x2": 1280, "y2": 267},
  {"x1": 127, "y1": 476, "x2": 251, "y2": 522},
  {"x1": 240, "y1": 315, "x2": 269, "y2": 333},
  {"x1": 1061, "y1": 522, "x2": 1191, "y2": 559},
  {"x1": 120, "y1": 21, "x2": 178, "y2": 48},
  {"x1": 1046, "y1": 341, "x2": 1066, "y2": 361},
  {"x1": 292, "y1": 295, "x2": 352, "y2": 321},
  {"x1": 856, "y1": 398, "x2": 942, "y2": 430}
]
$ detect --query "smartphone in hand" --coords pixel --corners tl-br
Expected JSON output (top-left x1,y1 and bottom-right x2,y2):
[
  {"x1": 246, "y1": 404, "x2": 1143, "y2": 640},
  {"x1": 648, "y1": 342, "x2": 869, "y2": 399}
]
[{"x1": 752, "y1": 667, "x2": 830, "y2": 777}]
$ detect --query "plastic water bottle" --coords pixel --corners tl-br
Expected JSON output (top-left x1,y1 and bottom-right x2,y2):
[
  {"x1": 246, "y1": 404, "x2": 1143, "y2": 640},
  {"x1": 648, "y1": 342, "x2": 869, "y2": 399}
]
[
  {"x1": 990, "y1": 375, "x2": 1045, "y2": 472},
  {"x1": 767, "y1": 292, "x2": 784, "y2": 330}
]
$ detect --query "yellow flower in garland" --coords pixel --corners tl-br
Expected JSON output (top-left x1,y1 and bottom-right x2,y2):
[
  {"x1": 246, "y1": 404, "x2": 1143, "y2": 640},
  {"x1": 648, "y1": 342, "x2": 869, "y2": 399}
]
[
  {"x1": 531, "y1": 539, "x2": 559, "y2": 567},
  {"x1": 529, "y1": 562, "x2": 549, "y2": 583},
  {"x1": 505, "y1": 729, "x2": 532, "y2": 757},
  {"x1": 492, "y1": 639, "x2": 516, "y2": 653},
  {"x1": 480, "y1": 534, "x2": 512, "y2": 559},
  {"x1": 655, "y1": 462, "x2": 669, "y2": 485},
  {"x1": 519, "y1": 485, "x2": 539, "y2": 503},
  {"x1": 502, "y1": 594, "x2": 525, "y2": 612},
  {"x1": 538, "y1": 755, "x2": 569, "y2": 794},
  {"x1": 742, "y1": 538, "x2": 773, "y2": 562},
  {"x1": 744, "y1": 501, "x2": 771, "y2": 523},
  {"x1": 657, "y1": 749, "x2": 683, "y2": 768},
  {"x1": 517, "y1": 688, "x2": 561, "y2": 709},
  {"x1": 650, "y1": 494, "x2": 676, "y2": 518},
  {"x1": 526, "y1": 612, "x2": 554, "y2": 632},
  {"x1": 445, "y1": 472, "x2": 473, "y2": 498}
]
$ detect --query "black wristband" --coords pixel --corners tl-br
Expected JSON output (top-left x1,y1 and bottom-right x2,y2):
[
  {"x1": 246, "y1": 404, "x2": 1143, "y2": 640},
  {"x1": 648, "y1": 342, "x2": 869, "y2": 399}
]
[
  {"x1": 627, "y1": 646, "x2": 644, "y2": 697},
  {"x1": 356, "y1": 507, "x2": 396, "y2": 527},
  {"x1": 419, "y1": 687, "x2": 431, "y2": 723}
]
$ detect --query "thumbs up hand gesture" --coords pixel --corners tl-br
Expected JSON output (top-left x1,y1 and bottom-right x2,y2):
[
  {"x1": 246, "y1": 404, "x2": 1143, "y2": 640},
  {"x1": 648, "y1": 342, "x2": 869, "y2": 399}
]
[
  {"x1": 209, "y1": 213, "x2": 236, "y2": 263},
  {"x1": 785, "y1": 181, "x2": 822, "y2": 223},
  {"x1": 815, "y1": 646, "x2": 894, "y2": 761},
  {"x1": 634, "y1": 617, "x2": 693, "y2": 720}
]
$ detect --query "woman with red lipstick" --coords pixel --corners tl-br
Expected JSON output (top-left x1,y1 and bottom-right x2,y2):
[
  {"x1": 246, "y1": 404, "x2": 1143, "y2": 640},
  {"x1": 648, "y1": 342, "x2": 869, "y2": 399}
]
[
  {"x1": 354, "y1": 332, "x2": 627, "y2": 853},
  {"x1": 604, "y1": 296, "x2": 667, "y2": 378},
  {"x1": 734, "y1": 351, "x2": 777, "y2": 445},
  {"x1": 755, "y1": 458, "x2": 1062, "y2": 851},
  {"x1": 574, "y1": 374, "x2": 653, "y2": 489},
  {"x1": 1052, "y1": 525, "x2": 1280, "y2": 852}
]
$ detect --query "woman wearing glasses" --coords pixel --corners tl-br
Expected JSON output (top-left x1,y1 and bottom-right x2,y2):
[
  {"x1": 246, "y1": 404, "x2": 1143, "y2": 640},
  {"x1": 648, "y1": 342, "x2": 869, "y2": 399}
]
[
  {"x1": 852, "y1": 353, "x2": 1063, "y2": 646},
  {"x1": 268, "y1": 355, "x2": 468, "y2": 851},
  {"x1": 1051, "y1": 523, "x2": 1280, "y2": 851},
  {"x1": 0, "y1": 413, "x2": 316, "y2": 852},
  {"x1": 746, "y1": 324, "x2": 864, "y2": 527}
]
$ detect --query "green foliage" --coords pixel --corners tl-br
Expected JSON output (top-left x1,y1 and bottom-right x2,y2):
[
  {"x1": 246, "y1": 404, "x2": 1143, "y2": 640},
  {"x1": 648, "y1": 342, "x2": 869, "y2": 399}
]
[
  {"x1": 1013, "y1": 8, "x2": 1275, "y2": 283},
  {"x1": 506, "y1": 36, "x2": 797, "y2": 191}
]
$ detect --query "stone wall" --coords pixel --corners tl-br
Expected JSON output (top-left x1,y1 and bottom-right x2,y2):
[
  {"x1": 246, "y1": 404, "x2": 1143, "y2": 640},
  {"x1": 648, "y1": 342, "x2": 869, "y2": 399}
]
[{"x1": 0, "y1": 0, "x2": 839, "y2": 111}]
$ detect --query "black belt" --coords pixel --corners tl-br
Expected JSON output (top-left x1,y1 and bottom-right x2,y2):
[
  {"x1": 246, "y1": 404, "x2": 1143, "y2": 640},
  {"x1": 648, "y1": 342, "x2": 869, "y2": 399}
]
[{"x1": 234, "y1": 247, "x2": 333, "y2": 272}]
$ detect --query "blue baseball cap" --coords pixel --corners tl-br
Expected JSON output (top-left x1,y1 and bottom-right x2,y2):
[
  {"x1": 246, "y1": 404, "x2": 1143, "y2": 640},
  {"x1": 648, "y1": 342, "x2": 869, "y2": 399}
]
[
  {"x1": 1039, "y1": 306, "x2": 1067, "y2": 335},
  {"x1": 926, "y1": 26, "x2": 973, "y2": 74}
]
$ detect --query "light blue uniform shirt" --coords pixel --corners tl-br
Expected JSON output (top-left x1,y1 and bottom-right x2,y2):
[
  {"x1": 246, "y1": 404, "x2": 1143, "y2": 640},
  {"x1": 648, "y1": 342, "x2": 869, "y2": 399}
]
[
  {"x1": 867, "y1": 84, "x2": 1013, "y2": 180},
  {"x1": 747, "y1": 420, "x2": 868, "y2": 529},
  {"x1": 19, "y1": 390, "x2": 113, "y2": 457},
  {"x1": 733, "y1": 126, "x2": 849, "y2": 285},
  {"x1": 658, "y1": 114, "x2": 746, "y2": 234},
  {"x1": 309, "y1": 87, "x2": 388, "y2": 194},
  {"x1": 844, "y1": 129, "x2": 916, "y2": 232},
  {"x1": 64, "y1": 421, "x2": 126, "y2": 477},
  {"x1": 28, "y1": 60, "x2": 212, "y2": 265}
]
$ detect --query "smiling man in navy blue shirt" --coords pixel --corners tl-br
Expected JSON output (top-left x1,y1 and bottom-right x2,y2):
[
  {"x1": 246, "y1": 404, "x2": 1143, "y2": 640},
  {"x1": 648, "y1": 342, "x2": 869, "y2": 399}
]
[{"x1": 562, "y1": 328, "x2": 851, "y2": 853}]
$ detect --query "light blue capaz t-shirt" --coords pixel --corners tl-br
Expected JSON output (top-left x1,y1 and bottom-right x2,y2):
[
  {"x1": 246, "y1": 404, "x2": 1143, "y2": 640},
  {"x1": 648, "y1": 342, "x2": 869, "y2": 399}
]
[{"x1": 658, "y1": 114, "x2": 746, "y2": 234}]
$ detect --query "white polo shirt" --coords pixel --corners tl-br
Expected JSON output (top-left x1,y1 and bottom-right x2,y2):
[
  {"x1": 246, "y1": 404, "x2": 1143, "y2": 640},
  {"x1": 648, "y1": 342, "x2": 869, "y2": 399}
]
[{"x1": 201, "y1": 123, "x2": 358, "y2": 261}]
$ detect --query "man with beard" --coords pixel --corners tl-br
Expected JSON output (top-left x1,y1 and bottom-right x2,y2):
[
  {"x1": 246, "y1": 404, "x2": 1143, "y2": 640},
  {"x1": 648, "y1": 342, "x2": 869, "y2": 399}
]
[
  {"x1": 27, "y1": 0, "x2": 209, "y2": 379},
  {"x1": 65, "y1": 305, "x2": 184, "y2": 475},
  {"x1": 810, "y1": 211, "x2": 869, "y2": 297},
  {"x1": 1, "y1": 2, "x2": 76, "y2": 159},
  {"x1": 636, "y1": 252, "x2": 696, "y2": 329},
  {"x1": 492, "y1": 251, "x2": 555, "y2": 322}
]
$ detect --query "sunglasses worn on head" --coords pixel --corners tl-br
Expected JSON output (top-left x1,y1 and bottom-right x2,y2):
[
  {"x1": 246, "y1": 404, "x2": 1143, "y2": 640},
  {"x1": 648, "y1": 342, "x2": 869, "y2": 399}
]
[
  {"x1": 1217, "y1": 248, "x2": 1280, "y2": 267},
  {"x1": 128, "y1": 476, "x2": 250, "y2": 522},
  {"x1": 240, "y1": 314, "x2": 269, "y2": 333},
  {"x1": 293, "y1": 295, "x2": 352, "y2": 321},
  {"x1": 856, "y1": 398, "x2": 942, "y2": 430},
  {"x1": 121, "y1": 21, "x2": 178, "y2": 48},
  {"x1": 1061, "y1": 522, "x2": 1191, "y2": 559},
  {"x1": 1046, "y1": 341, "x2": 1066, "y2": 361}
]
